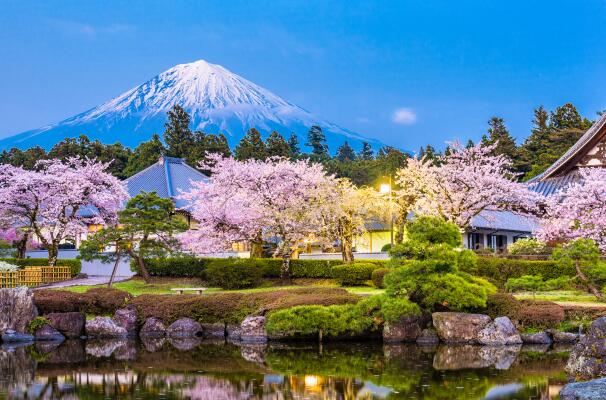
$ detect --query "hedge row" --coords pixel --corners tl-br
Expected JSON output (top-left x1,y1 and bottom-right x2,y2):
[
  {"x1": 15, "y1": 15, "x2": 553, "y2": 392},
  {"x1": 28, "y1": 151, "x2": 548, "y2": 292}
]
[
  {"x1": 0, "y1": 258, "x2": 82, "y2": 276},
  {"x1": 465, "y1": 257, "x2": 574, "y2": 287},
  {"x1": 136, "y1": 257, "x2": 388, "y2": 280}
]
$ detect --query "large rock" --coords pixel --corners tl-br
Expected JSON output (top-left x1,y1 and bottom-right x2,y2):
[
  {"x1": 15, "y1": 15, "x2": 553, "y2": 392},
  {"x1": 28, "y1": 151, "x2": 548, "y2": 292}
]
[
  {"x1": 240, "y1": 316, "x2": 267, "y2": 343},
  {"x1": 383, "y1": 315, "x2": 426, "y2": 343},
  {"x1": 432, "y1": 312, "x2": 491, "y2": 343},
  {"x1": 113, "y1": 307, "x2": 138, "y2": 336},
  {"x1": 226, "y1": 325, "x2": 242, "y2": 341},
  {"x1": 477, "y1": 317, "x2": 522, "y2": 345},
  {"x1": 34, "y1": 324, "x2": 65, "y2": 342},
  {"x1": 520, "y1": 332, "x2": 552, "y2": 345},
  {"x1": 167, "y1": 318, "x2": 202, "y2": 338},
  {"x1": 0, "y1": 345, "x2": 36, "y2": 392},
  {"x1": 46, "y1": 312, "x2": 85, "y2": 338},
  {"x1": 85, "y1": 317, "x2": 128, "y2": 338},
  {"x1": 551, "y1": 330, "x2": 580, "y2": 343},
  {"x1": 566, "y1": 317, "x2": 606, "y2": 380},
  {"x1": 560, "y1": 377, "x2": 606, "y2": 400},
  {"x1": 416, "y1": 328, "x2": 440, "y2": 345},
  {"x1": 201, "y1": 323, "x2": 226, "y2": 338},
  {"x1": 0, "y1": 287, "x2": 37, "y2": 334},
  {"x1": 433, "y1": 344, "x2": 520, "y2": 370},
  {"x1": 140, "y1": 317, "x2": 166, "y2": 338},
  {"x1": 1, "y1": 329, "x2": 34, "y2": 343}
]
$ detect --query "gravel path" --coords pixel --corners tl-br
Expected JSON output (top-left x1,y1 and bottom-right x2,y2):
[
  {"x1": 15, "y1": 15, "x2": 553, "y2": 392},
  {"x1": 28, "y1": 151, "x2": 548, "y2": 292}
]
[{"x1": 35, "y1": 275, "x2": 131, "y2": 289}]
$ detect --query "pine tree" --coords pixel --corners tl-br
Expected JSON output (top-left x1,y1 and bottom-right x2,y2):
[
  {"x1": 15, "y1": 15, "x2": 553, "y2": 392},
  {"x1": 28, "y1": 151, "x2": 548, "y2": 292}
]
[
  {"x1": 465, "y1": 139, "x2": 475, "y2": 149},
  {"x1": 124, "y1": 134, "x2": 166, "y2": 177},
  {"x1": 336, "y1": 141, "x2": 356, "y2": 162},
  {"x1": 163, "y1": 105, "x2": 194, "y2": 158},
  {"x1": 483, "y1": 117, "x2": 518, "y2": 160},
  {"x1": 306, "y1": 125, "x2": 329, "y2": 160},
  {"x1": 287, "y1": 133, "x2": 300, "y2": 158},
  {"x1": 358, "y1": 142, "x2": 374, "y2": 160},
  {"x1": 266, "y1": 131, "x2": 291, "y2": 157},
  {"x1": 549, "y1": 103, "x2": 585, "y2": 130},
  {"x1": 235, "y1": 128, "x2": 267, "y2": 160}
]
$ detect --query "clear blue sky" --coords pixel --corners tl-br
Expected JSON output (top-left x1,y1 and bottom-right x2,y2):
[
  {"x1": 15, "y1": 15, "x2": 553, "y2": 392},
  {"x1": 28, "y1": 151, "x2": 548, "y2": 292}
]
[{"x1": 1, "y1": 0, "x2": 605, "y2": 152}]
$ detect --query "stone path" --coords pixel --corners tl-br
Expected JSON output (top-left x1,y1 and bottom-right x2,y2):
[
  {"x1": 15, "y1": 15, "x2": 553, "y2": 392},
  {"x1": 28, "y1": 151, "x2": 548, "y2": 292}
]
[{"x1": 35, "y1": 276, "x2": 131, "y2": 289}]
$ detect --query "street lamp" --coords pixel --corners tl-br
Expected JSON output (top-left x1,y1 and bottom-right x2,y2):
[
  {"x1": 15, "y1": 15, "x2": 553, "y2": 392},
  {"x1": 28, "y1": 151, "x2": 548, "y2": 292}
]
[{"x1": 379, "y1": 179, "x2": 394, "y2": 246}]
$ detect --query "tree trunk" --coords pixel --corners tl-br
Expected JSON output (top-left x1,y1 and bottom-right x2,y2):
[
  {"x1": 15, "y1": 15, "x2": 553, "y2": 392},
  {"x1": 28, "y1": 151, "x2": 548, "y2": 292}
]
[
  {"x1": 341, "y1": 235, "x2": 354, "y2": 263},
  {"x1": 48, "y1": 245, "x2": 58, "y2": 267},
  {"x1": 15, "y1": 233, "x2": 28, "y2": 259},
  {"x1": 281, "y1": 254, "x2": 291, "y2": 280},
  {"x1": 134, "y1": 254, "x2": 152, "y2": 283},
  {"x1": 576, "y1": 261, "x2": 603, "y2": 300},
  {"x1": 250, "y1": 231, "x2": 264, "y2": 258},
  {"x1": 108, "y1": 253, "x2": 121, "y2": 288}
]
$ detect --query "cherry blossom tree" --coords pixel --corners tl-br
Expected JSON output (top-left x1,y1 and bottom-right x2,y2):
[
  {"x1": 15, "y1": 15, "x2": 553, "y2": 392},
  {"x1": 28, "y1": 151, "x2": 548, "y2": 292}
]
[
  {"x1": 0, "y1": 158, "x2": 128, "y2": 265},
  {"x1": 180, "y1": 155, "x2": 336, "y2": 277},
  {"x1": 536, "y1": 168, "x2": 606, "y2": 250},
  {"x1": 395, "y1": 142, "x2": 539, "y2": 230}
]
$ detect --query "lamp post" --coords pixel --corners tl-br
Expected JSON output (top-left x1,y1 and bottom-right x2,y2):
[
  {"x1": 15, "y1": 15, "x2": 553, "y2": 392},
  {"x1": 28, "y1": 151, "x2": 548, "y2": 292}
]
[{"x1": 379, "y1": 178, "x2": 394, "y2": 246}]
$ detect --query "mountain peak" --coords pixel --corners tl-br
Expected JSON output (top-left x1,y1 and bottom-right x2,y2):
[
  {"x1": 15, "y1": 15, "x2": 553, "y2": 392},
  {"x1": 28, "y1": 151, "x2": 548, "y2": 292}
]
[{"x1": 0, "y1": 60, "x2": 383, "y2": 152}]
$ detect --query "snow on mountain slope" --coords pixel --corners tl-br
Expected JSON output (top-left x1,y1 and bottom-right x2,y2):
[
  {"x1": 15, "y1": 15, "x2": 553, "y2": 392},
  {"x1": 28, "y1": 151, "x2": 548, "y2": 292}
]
[{"x1": 0, "y1": 59, "x2": 383, "y2": 152}]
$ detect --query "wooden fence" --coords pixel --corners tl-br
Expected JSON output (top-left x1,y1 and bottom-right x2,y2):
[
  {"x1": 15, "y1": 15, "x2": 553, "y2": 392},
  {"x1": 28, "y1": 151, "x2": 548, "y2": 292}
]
[{"x1": 0, "y1": 266, "x2": 72, "y2": 288}]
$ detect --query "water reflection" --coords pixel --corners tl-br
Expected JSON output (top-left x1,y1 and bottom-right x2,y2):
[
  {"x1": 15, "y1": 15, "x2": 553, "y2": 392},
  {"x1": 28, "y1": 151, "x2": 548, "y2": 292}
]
[{"x1": 0, "y1": 339, "x2": 569, "y2": 399}]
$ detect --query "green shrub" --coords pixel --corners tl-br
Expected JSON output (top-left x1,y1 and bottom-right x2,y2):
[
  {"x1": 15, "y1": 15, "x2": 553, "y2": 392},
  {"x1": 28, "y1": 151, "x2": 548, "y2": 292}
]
[
  {"x1": 371, "y1": 268, "x2": 391, "y2": 288},
  {"x1": 508, "y1": 238, "x2": 550, "y2": 255},
  {"x1": 505, "y1": 275, "x2": 545, "y2": 293},
  {"x1": 0, "y1": 258, "x2": 82, "y2": 276},
  {"x1": 378, "y1": 296, "x2": 421, "y2": 323},
  {"x1": 405, "y1": 215, "x2": 461, "y2": 247},
  {"x1": 332, "y1": 263, "x2": 376, "y2": 286},
  {"x1": 464, "y1": 257, "x2": 573, "y2": 287},
  {"x1": 381, "y1": 243, "x2": 392, "y2": 252},
  {"x1": 205, "y1": 258, "x2": 264, "y2": 289},
  {"x1": 486, "y1": 293, "x2": 522, "y2": 321},
  {"x1": 27, "y1": 316, "x2": 50, "y2": 334},
  {"x1": 266, "y1": 305, "x2": 354, "y2": 338},
  {"x1": 137, "y1": 256, "x2": 209, "y2": 278}
]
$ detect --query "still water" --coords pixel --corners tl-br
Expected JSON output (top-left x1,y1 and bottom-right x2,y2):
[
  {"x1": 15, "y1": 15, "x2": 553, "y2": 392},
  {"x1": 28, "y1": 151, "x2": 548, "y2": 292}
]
[{"x1": 0, "y1": 338, "x2": 570, "y2": 399}]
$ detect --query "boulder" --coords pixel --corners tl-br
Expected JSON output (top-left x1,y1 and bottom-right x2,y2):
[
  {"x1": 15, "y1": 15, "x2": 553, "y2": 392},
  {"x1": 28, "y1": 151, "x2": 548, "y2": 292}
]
[
  {"x1": 34, "y1": 324, "x2": 65, "y2": 342},
  {"x1": 416, "y1": 328, "x2": 440, "y2": 345},
  {"x1": 433, "y1": 344, "x2": 520, "y2": 370},
  {"x1": 560, "y1": 377, "x2": 606, "y2": 400},
  {"x1": 477, "y1": 317, "x2": 522, "y2": 345},
  {"x1": 382, "y1": 315, "x2": 426, "y2": 342},
  {"x1": 140, "y1": 317, "x2": 166, "y2": 338},
  {"x1": 520, "y1": 332, "x2": 551, "y2": 345},
  {"x1": 0, "y1": 287, "x2": 37, "y2": 334},
  {"x1": 551, "y1": 330, "x2": 580, "y2": 343},
  {"x1": 566, "y1": 317, "x2": 606, "y2": 380},
  {"x1": 167, "y1": 318, "x2": 202, "y2": 338},
  {"x1": 1, "y1": 329, "x2": 34, "y2": 343},
  {"x1": 86, "y1": 339, "x2": 126, "y2": 358},
  {"x1": 240, "y1": 316, "x2": 267, "y2": 343},
  {"x1": 201, "y1": 323, "x2": 226, "y2": 338},
  {"x1": 432, "y1": 312, "x2": 491, "y2": 343},
  {"x1": 226, "y1": 325, "x2": 242, "y2": 341},
  {"x1": 43, "y1": 340, "x2": 86, "y2": 364},
  {"x1": 45, "y1": 312, "x2": 85, "y2": 338},
  {"x1": 113, "y1": 307, "x2": 137, "y2": 336},
  {"x1": 85, "y1": 317, "x2": 128, "y2": 338},
  {"x1": 142, "y1": 337, "x2": 166, "y2": 352},
  {"x1": 168, "y1": 337, "x2": 202, "y2": 351}
]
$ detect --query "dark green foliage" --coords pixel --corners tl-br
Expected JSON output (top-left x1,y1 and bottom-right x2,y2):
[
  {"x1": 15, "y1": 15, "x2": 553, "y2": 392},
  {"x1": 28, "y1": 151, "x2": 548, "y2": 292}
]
[
  {"x1": 163, "y1": 105, "x2": 194, "y2": 158},
  {"x1": 464, "y1": 257, "x2": 575, "y2": 287},
  {"x1": 505, "y1": 275, "x2": 570, "y2": 293},
  {"x1": 133, "y1": 256, "x2": 208, "y2": 277},
  {"x1": 332, "y1": 263, "x2": 376, "y2": 286},
  {"x1": 306, "y1": 125, "x2": 329, "y2": 160},
  {"x1": 482, "y1": 116, "x2": 524, "y2": 171},
  {"x1": 0, "y1": 258, "x2": 81, "y2": 276},
  {"x1": 0, "y1": 146, "x2": 47, "y2": 170},
  {"x1": 552, "y1": 238, "x2": 605, "y2": 299},
  {"x1": 287, "y1": 133, "x2": 300, "y2": 158},
  {"x1": 131, "y1": 287, "x2": 360, "y2": 325},
  {"x1": 486, "y1": 293, "x2": 522, "y2": 320},
  {"x1": 266, "y1": 131, "x2": 291, "y2": 157},
  {"x1": 406, "y1": 215, "x2": 461, "y2": 246},
  {"x1": 380, "y1": 243, "x2": 392, "y2": 252},
  {"x1": 336, "y1": 141, "x2": 356, "y2": 162},
  {"x1": 235, "y1": 128, "x2": 267, "y2": 160},
  {"x1": 358, "y1": 142, "x2": 374, "y2": 160},
  {"x1": 205, "y1": 258, "x2": 265, "y2": 289},
  {"x1": 371, "y1": 268, "x2": 390, "y2": 288},
  {"x1": 27, "y1": 316, "x2": 51, "y2": 334},
  {"x1": 34, "y1": 288, "x2": 133, "y2": 315},
  {"x1": 187, "y1": 131, "x2": 232, "y2": 167},
  {"x1": 485, "y1": 293, "x2": 565, "y2": 329},
  {"x1": 124, "y1": 134, "x2": 165, "y2": 176}
]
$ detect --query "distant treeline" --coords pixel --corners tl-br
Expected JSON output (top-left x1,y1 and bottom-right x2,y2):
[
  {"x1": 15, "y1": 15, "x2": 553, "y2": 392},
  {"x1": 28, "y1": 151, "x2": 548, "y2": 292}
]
[{"x1": 0, "y1": 103, "x2": 600, "y2": 186}]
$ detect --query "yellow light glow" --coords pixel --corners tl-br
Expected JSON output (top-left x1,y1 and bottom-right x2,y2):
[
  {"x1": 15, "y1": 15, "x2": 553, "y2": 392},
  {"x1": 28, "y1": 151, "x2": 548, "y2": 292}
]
[
  {"x1": 304, "y1": 375, "x2": 319, "y2": 387},
  {"x1": 379, "y1": 183, "x2": 391, "y2": 194}
]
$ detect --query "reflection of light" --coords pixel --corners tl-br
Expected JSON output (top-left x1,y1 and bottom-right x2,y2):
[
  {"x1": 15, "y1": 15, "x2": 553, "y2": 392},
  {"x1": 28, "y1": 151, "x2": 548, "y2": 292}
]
[
  {"x1": 304, "y1": 375, "x2": 319, "y2": 387},
  {"x1": 380, "y1": 183, "x2": 391, "y2": 194}
]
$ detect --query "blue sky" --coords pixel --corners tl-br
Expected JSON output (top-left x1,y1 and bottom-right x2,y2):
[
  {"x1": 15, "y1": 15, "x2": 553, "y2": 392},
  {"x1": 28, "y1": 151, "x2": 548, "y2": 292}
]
[{"x1": 1, "y1": 0, "x2": 605, "y2": 152}]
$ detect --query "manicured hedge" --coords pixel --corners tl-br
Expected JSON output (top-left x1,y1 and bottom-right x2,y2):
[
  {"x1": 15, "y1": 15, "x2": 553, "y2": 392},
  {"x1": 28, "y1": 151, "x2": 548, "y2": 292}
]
[
  {"x1": 136, "y1": 257, "x2": 388, "y2": 280},
  {"x1": 0, "y1": 258, "x2": 82, "y2": 276},
  {"x1": 462, "y1": 257, "x2": 574, "y2": 287},
  {"x1": 35, "y1": 288, "x2": 133, "y2": 315},
  {"x1": 206, "y1": 259, "x2": 264, "y2": 289},
  {"x1": 332, "y1": 263, "x2": 377, "y2": 286}
]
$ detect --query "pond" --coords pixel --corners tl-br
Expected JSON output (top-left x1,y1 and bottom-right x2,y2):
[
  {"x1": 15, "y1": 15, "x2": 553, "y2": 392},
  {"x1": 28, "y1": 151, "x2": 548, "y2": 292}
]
[{"x1": 0, "y1": 338, "x2": 571, "y2": 399}]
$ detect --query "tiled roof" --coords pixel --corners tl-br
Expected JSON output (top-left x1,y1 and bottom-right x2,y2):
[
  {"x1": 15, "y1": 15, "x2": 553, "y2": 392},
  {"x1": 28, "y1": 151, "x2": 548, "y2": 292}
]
[
  {"x1": 124, "y1": 156, "x2": 208, "y2": 209},
  {"x1": 469, "y1": 210, "x2": 539, "y2": 233},
  {"x1": 528, "y1": 170, "x2": 581, "y2": 197},
  {"x1": 529, "y1": 113, "x2": 606, "y2": 182}
]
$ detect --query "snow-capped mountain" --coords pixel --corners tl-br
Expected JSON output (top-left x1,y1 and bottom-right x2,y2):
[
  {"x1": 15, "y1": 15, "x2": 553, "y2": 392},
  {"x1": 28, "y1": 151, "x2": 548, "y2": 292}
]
[{"x1": 0, "y1": 59, "x2": 382, "y2": 152}]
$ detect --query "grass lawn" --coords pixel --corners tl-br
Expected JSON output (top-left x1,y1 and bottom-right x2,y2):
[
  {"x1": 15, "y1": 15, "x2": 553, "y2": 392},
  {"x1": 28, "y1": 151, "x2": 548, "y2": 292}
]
[
  {"x1": 513, "y1": 290, "x2": 606, "y2": 306},
  {"x1": 59, "y1": 277, "x2": 385, "y2": 297}
]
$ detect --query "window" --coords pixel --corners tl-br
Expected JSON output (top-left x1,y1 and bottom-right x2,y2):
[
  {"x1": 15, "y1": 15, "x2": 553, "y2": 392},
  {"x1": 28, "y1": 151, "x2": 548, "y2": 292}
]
[
  {"x1": 467, "y1": 233, "x2": 484, "y2": 250},
  {"x1": 487, "y1": 234, "x2": 508, "y2": 252}
]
